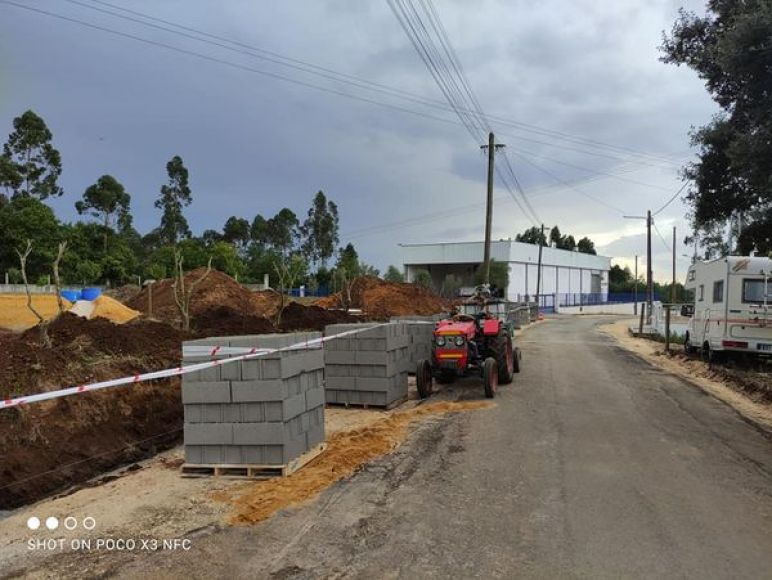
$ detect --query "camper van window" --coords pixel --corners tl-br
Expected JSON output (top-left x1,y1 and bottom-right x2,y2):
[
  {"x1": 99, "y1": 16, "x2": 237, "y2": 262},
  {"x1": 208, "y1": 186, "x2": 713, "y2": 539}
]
[
  {"x1": 698, "y1": 284, "x2": 704, "y2": 302},
  {"x1": 742, "y1": 279, "x2": 765, "y2": 304},
  {"x1": 712, "y1": 280, "x2": 724, "y2": 303}
]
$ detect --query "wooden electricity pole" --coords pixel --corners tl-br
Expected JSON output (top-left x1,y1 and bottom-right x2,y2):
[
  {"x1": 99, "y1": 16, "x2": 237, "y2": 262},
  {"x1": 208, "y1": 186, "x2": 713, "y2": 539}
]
[
  {"x1": 536, "y1": 223, "x2": 545, "y2": 307},
  {"x1": 646, "y1": 210, "x2": 653, "y2": 324},
  {"x1": 480, "y1": 132, "x2": 504, "y2": 286},
  {"x1": 634, "y1": 255, "x2": 638, "y2": 316},
  {"x1": 671, "y1": 226, "x2": 677, "y2": 304}
]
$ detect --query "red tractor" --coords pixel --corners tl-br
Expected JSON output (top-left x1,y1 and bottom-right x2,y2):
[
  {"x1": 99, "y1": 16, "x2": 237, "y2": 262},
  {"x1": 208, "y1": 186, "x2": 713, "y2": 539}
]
[{"x1": 416, "y1": 288, "x2": 521, "y2": 399}]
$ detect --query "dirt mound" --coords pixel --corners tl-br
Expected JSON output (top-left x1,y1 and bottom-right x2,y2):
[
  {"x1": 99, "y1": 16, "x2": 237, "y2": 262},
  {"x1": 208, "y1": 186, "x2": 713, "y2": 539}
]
[
  {"x1": 105, "y1": 284, "x2": 142, "y2": 304},
  {"x1": 252, "y1": 289, "x2": 283, "y2": 319},
  {"x1": 0, "y1": 314, "x2": 187, "y2": 508},
  {"x1": 127, "y1": 269, "x2": 266, "y2": 325},
  {"x1": 193, "y1": 306, "x2": 276, "y2": 337},
  {"x1": 315, "y1": 276, "x2": 448, "y2": 320},
  {"x1": 278, "y1": 302, "x2": 359, "y2": 332}
]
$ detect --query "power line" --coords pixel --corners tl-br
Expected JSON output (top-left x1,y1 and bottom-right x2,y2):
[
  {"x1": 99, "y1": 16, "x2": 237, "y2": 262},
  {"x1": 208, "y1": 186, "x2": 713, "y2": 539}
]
[
  {"x1": 653, "y1": 222, "x2": 672, "y2": 253},
  {"x1": 51, "y1": 0, "x2": 684, "y2": 169},
  {"x1": 652, "y1": 181, "x2": 689, "y2": 216}
]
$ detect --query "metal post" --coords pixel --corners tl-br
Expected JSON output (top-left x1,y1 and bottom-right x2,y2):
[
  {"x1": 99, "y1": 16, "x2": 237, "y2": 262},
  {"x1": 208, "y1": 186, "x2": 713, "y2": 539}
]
[
  {"x1": 672, "y1": 226, "x2": 676, "y2": 304},
  {"x1": 665, "y1": 305, "x2": 671, "y2": 352}
]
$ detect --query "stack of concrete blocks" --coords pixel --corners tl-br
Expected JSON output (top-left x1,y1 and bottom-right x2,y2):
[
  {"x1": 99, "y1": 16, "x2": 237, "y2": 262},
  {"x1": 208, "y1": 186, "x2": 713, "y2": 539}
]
[
  {"x1": 390, "y1": 314, "x2": 445, "y2": 374},
  {"x1": 182, "y1": 332, "x2": 325, "y2": 466},
  {"x1": 323, "y1": 322, "x2": 410, "y2": 407}
]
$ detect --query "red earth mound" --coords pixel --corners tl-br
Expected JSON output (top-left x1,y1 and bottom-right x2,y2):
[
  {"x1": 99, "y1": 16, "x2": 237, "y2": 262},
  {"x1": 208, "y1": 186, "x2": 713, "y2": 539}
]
[
  {"x1": 127, "y1": 269, "x2": 269, "y2": 324},
  {"x1": 0, "y1": 314, "x2": 188, "y2": 508},
  {"x1": 278, "y1": 301, "x2": 359, "y2": 332},
  {"x1": 193, "y1": 306, "x2": 276, "y2": 337},
  {"x1": 315, "y1": 276, "x2": 448, "y2": 320}
]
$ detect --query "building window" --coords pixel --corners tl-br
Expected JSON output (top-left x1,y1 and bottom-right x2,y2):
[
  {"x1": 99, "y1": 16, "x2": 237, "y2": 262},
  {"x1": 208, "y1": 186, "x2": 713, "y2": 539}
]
[
  {"x1": 698, "y1": 284, "x2": 704, "y2": 301},
  {"x1": 712, "y1": 280, "x2": 724, "y2": 303}
]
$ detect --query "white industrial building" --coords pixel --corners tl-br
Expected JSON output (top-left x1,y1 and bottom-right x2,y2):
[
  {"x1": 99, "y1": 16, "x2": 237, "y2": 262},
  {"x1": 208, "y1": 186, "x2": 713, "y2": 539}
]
[{"x1": 400, "y1": 240, "x2": 611, "y2": 305}]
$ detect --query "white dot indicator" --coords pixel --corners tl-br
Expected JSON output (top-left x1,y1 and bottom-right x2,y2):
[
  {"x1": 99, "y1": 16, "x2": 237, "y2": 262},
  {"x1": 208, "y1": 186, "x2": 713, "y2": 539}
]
[
  {"x1": 45, "y1": 516, "x2": 59, "y2": 530},
  {"x1": 83, "y1": 517, "x2": 96, "y2": 530},
  {"x1": 26, "y1": 517, "x2": 40, "y2": 531}
]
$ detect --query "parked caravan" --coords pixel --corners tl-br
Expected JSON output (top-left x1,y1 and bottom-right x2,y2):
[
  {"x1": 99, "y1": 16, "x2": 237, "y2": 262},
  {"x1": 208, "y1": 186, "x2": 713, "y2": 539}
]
[{"x1": 682, "y1": 256, "x2": 771, "y2": 361}]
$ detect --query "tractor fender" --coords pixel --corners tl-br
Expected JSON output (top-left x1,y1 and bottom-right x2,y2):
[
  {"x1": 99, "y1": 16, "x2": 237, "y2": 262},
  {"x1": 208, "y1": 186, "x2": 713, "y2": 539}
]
[{"x1": 482, "y1": 319, "x2": 500, "y2": 336}]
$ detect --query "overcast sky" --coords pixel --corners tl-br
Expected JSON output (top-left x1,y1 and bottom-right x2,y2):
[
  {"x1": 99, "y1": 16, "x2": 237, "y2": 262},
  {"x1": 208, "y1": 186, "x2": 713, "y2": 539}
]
[{"x1": 0, "y1": 0, "x2": 716, "y2": 282}]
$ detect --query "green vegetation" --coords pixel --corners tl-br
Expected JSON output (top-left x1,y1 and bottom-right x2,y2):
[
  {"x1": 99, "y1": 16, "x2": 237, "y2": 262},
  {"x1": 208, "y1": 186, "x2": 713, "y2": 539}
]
[
  {"x1": 0, "y1": 109, "x2": 378, "y2": 290},
  {"x1": 661, "y1": 1, "x2": 772, "y2": 256},
  {"x1": 516, "y1": 225, "x2": 597, "y2": 255}
]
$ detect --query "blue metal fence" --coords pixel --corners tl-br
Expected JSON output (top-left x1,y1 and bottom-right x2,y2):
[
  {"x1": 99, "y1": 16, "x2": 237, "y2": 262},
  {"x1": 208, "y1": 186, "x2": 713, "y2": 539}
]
[
  {"x1": 288, "y1": 285, "x2": 330, "y2": 298},
  {"x1": 557, "y1": 292, "x2": 658, "y2": 307}
]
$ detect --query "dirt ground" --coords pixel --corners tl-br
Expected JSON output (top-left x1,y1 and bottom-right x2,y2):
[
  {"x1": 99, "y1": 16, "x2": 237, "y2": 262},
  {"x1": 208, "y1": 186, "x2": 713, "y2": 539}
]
[
  {"x1": 601, "y1": 318, "x2": 772, "y2": 429},
  {"x1": 0, "y1": 379, "x2": 493, "y2": 576}
]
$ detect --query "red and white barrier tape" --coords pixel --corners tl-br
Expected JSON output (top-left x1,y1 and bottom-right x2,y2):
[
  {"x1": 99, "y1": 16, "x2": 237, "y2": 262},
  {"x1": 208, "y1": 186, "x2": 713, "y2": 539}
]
[{"x1": 0, "y1": 325, "x2": 390, "y2": 410}]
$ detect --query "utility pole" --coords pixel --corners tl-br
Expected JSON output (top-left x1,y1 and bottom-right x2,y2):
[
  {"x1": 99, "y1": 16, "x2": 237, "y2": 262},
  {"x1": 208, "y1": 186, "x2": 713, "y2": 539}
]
[
  {"x1": 646, "y1": 210, "x2": 653, "y2": 324},
  {"x1": 634, "y1": 255, "x2": 638, "y2": 315},
  {"x1": 671, "y1": 226, "x2": 677, "y2": 304},
  {"x1": 536, "y1": 223, "x2": 544, "y2": 308},
  {"x1": 623, "y1": 211, "x2": 654, "y2": 324},
  {"x1": 480, "y1": 132, "x2": 505, "y2": 285}
]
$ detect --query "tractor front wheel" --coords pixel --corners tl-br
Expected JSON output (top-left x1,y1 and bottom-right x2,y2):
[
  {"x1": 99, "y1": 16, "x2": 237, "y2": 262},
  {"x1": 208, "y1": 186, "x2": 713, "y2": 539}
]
[
  {"x1": 513, "y1": 346, "x2": 522, "y2": 374},
  {"x1": 483, "y1": 357, "x2": 498, "y2": 399},
  {"x1": 416, "y1": 359, "x2": 433, "y2": 399}
]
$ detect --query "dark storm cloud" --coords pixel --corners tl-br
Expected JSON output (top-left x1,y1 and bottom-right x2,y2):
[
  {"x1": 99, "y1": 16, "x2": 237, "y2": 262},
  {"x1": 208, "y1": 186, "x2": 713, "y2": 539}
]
[{"x1": 0, "y1": 0, "x2": 714, "y2": 280}]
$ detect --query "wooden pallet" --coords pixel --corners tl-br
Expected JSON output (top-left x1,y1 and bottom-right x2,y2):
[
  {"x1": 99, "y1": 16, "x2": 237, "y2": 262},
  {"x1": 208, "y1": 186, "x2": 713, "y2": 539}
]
[
  {"x1": 180, "y1": 442, "x2": 327, "y2": 479},
  {"x1": 325, "y1": 394, "x2": 408, "y2": 411}
]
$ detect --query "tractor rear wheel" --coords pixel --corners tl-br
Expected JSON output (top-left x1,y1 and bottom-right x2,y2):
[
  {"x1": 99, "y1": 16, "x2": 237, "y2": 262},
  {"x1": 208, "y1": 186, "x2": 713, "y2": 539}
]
[
  {"x1": 416, "y1": 359, "x2": 433, "y2": 399},
  {"x1": 483, "y1": 357, "x2": 497, "y2": 399},
  {"x1": 492, "y1": 330, "x2": 514, "y2": 384}
]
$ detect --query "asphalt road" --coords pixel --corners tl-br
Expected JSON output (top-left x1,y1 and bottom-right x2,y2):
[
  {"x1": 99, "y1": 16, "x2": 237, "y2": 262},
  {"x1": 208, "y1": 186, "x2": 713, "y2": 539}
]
[{"x1": 56, "y1": 317, "x2": 772, "y2": 577}]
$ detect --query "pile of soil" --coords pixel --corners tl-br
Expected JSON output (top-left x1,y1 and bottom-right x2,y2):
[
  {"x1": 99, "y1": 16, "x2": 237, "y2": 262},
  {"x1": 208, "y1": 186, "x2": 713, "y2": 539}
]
[
  {"x1": 315, "y1": 276, "x2": 448, "y2": 320},
  {"x1": 278, "y1": 302, "x2": 358, "y2": 332},
  {"x1": 127, "y1": 269, "x2": 266, "y2": 325},
  {"x1": 193, "y1": 306, "x2": 276, "y2": 337},
  {"x1": 105, "y1": 284, "x2": 142, "y2": 304},
  {"x1": 0, "y1": 314, "x2": 188, "y2": 508}
]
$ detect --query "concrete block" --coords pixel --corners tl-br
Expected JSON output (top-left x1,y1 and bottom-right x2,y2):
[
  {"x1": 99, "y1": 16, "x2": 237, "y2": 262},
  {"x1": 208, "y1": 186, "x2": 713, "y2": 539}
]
[
  {"x1": 184, "y1": 423, "x2": 233, "y2": 445},
  {"x1": 305, "y1": 387, "x2": 325, "y2": 410},
  {"x1": 222, "y1": 446, "x2": 243, "y2": 464},
  {"x1": 283, "y1": 393, "x2": 307, "y2": 421},
  {"x1": 240, "y1": 403, "x2": 265, "y2": 422},
  {"x1": 231, "y1": 379, "x2": 287, "y2": 402},
  {"x1": 181, "y1": 381, "x2": 231, "y2": 404},
  {"x1": 232, "y1": 422, "x2": 285, "y2": 445},
  {"x1": 185, "y1": 445, "x2": 204, "y2": 464},
  {"x1": 355, "y1": 372, "x2": 408, "y2": 392},
  {"x1": 306, "y1": 424, "x2": 325, "y2": 448},
  {"x1": 324, "y1": 375, "x2": 357, "y2": 389},
  {"x1": 220, "y1": 361, "x2": 241, "y2": 381}
]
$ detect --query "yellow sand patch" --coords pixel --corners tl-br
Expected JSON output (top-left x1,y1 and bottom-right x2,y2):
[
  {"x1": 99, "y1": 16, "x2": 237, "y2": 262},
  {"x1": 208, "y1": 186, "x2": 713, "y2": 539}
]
[
  {"x1": 90, "y1": 295, "x2": 139, "y2": 323},
  {"x1": 0, "y1": 294, "x2": 71, "y2": 331},
  {"x1": 216, "y1": 400, "x2": 494, "y2": 525}
]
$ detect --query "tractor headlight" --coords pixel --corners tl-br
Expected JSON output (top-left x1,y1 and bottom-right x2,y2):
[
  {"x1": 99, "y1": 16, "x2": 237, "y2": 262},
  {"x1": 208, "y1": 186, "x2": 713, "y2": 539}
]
[
  {"x1": 454, "y1": 336, "x2": 465, "y2": 347},
  {"x1": 435, "y1": 336, "x2": 446, "y2": 346}
]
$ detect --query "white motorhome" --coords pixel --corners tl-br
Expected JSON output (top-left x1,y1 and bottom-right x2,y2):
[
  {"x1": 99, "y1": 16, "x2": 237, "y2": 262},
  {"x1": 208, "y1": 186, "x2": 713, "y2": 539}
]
[{"x1": 683, "y1": 256, "x2": 771, "y2": 361}]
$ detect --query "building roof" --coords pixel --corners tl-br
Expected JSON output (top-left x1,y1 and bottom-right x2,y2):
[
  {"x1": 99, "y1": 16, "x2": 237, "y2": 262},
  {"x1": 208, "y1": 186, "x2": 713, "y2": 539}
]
[{"x1": 400, "y1": 240, "x2": 611, "y2": 270}]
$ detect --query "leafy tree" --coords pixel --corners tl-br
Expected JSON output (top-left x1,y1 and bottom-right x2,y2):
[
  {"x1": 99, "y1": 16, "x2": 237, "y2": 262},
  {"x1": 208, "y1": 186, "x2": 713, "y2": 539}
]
[
  {"x1": 515, "y1": 226, "x2": 547, "y2": 246},
  {"x1": 210, "y1": 240, "x2": 244, "y2": 278},
  {"x1": 558, "y1": 234, "x2": 576, "y2": 251},
  {"x1": 358, "y1": 262, "x2": 379, "y2": 277},
  {"x1": 474, "y1": 259, "x2": 509, "y2": 296},
  {"x1": 75, "y1": 175, "x2": 131, "y2": 252},
  {"x1": 384, "y1": 265, "x2": 404, "y2": 283},
  {"x1": 0, "y1": 195, "x2": 61, "y2": 278},
  {"x1": 609, "y1": 264, "x2": 632, "y2": 287},
  {"x1": 440, "y1": 273, "x2": 462, "y2": 298},
  {"x1": 245, "y1": 244, "x2": 281, "y2": 284},
  {"x1": 155, "y1": 155, "x2": 192, "y2": 244},
  {"x1": 661, "y1": 1, "x2": 772, "y2": 254},
  {"x1": 222, "y1": 216, "x2": 250, "y2": 250},
  {"x1": 576, "y1": 236, "x2": 596, "y2": 255},
  {"x1": 273, "y1": 253, "x2": 308, "y2": 325},
  {"x1": 301, "y1": 191, "x2": 339, "y2": 267},
  {"x1": 1, "y1": 110, "x2": 63, "y2": 199},
  {"x1": 250, "y1": 214, "x2": 270, "y2": 244},
  {"x1": 267, "y1": 208, "x2": 300, "y2": 256},
  {"x1": 549, "y1": 226, "x2": 562, "y2": 247},
  {"x1": 412, "y1": 269, "x2": 432, "y2": 288},
  {"x1": 72, "y1": 260, "x2": 102, "y2": 284},
  {"x1": 201, "y1": 228, "x2": 223, "y2": 247}
]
